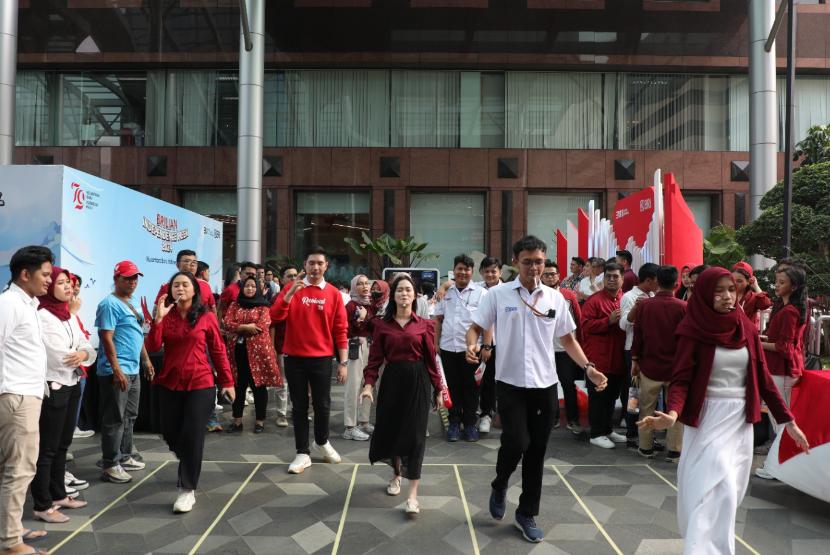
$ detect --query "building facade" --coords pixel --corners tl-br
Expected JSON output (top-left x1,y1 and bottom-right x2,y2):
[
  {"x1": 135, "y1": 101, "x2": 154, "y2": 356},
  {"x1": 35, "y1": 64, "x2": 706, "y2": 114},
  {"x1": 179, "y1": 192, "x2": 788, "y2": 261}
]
[{"x1": 12, "y1": 0, "x2": 830, "y2": 278}]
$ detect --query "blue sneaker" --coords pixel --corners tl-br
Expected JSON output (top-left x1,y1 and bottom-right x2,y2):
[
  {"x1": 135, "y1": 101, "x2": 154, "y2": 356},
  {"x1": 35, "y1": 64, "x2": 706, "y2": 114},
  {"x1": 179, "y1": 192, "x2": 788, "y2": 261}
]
[
  {"x1": 489, "y1": 487, "x2": 506, "y2": 520},
  {"x1": 463, "y1": 426, "x2": 480, "y2": 442},
  {"x1": 447, "y1": 423, "x2": 461, "y2": 442},
  {"x1": 514, "y1": 511, "x2": 544, "y2": 543}
]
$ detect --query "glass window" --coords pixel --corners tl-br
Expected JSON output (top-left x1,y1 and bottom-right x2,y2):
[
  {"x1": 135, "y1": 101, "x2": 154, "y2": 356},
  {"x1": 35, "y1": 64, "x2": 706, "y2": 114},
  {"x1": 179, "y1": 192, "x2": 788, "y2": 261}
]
[
  {"x1": 145, "y1": 70, "x2": 237, "y2": 146},
  {"x1": 527, "y1": 192, "x2": 601, "y2": 250},
  {"x1": 46, "y1": 73, "x2": 147, "y2": 147},
  {"x1": 685, "y1": 194, "x2": 716, "y2": 237},
  {"x1": 460, "y1": 72, "x2": 505, "y2": 148},
  {"x1": 276, "y1": 70, "x2": 390, "y2": 147},
  {"x1": 391, "y1": 71, "x2": 460, "y2": 148},
  {"x1": 15, "y1": 71, "x2": 50, "y2": 146},
  {"x1": 294, "y1": 192, "x2": 371, "y2": 284},
  {"x1": 181, "y1": 190, "x2": 237, "y2": 268},
  {"x1": 506, "y1": 72, "x2": 606, "y2": 149},
  {"x1": 409, "y1": 193, "x2": 485, "y2": 275}
]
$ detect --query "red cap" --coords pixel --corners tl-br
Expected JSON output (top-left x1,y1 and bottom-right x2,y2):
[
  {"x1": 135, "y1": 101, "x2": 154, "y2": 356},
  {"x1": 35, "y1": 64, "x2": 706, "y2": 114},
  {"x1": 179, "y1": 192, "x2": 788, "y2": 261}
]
[
  {"x1": 732, "y1": 261, "x2": 753, "y2": 278},
  {"x1": 113, "y1": 260, "x2": 143, "y2": 278}
]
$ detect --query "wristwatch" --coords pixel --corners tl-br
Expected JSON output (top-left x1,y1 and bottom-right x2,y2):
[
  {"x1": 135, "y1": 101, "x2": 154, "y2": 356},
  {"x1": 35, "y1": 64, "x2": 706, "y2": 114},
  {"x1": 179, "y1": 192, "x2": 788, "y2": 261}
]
[
  {"x1": 583, "y1": 362, "x2": 596, "y2": 372},
  {"x1": 481, "y1": 344, "x2": 494, "y2": 351},
  {"x1": 337, "y1": 359, "x2": 349, "y2": 366}
]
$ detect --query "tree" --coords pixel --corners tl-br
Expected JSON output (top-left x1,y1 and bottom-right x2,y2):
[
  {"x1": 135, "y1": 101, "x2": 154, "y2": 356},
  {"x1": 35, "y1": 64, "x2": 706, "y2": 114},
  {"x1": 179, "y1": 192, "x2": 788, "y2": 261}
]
[
  {"x1": 344, "y1": 232, "x2": 439, "y2": 277},
  {"x1": 794, "y1": 124, "x2": 830, "y2": 166},
  {"x1": 736, "y1": 161, "x2": 830, "y2": 299},
  {"x1": 703, "y1": 225, "x2": 747, "y2": 270}
]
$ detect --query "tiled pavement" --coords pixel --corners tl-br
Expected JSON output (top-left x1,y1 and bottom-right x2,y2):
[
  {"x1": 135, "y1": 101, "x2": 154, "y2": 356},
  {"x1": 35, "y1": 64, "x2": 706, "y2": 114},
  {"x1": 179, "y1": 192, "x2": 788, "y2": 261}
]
[{"x1": 25, "y1": 385, "x2": 830, "y2": 555}]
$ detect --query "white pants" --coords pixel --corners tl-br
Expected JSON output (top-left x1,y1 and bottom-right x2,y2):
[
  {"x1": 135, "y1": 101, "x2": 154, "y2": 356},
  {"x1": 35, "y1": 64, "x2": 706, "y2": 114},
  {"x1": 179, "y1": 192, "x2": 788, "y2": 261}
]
[
  {"x1": 344, "y1": 338, "x2": 372, "y2": 428},
  {"x1": 678, "y1": 397, "x2": 752, "y2": 555},
  {"x1": 273, "y1": 354, "x2": 290, "y2": 418}
]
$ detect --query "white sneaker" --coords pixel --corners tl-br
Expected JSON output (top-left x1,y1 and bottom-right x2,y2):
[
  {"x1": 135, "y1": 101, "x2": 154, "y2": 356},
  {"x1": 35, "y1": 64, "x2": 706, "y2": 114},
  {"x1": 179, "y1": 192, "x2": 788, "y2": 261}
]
[
  {"x1": 120, "y1": 456, "x2": 146, "y2": 471},
  {"x1": 343, "y1": 427, "x2": 370, "y2": 441},
  {"x1": 754, "y1": 466, "x2": 775, "y2": 480},
  {"x1": 173, "y1": 489, "x2": 196, "y2": 513},
  {"x1": 387, "y1": 476, "x2": 401, "y2": 496},
  {"x1": 477, "y1": 415, "x2": 492, "y2": 434},
  {"x1": 608, "y1": 432, "x2": 627, "y2": 443},
  {"x1": 590, "y1": 436, "x2": 615, "y2": 449},
  {"x1": 404, "y1": 499, "x2": 420, "y2": 515},
  {"x1": 275, "y1": 415, "x2": 289, "y2": 427},
  {"x1": 358, "y1": 423, "x2": 375, "y2": 435},
  {"x1": 245, "y1": 389, "x2": 254, "y2": 406},
  {"x1": 101, "y1": 464, "x2": 132, "y2": 483},
  {"x1": 73, "y1": 427, "x2": 94, "y2": 439},
  {"x1": 288, "y1": 454, "x2": 312, "y2": 474},
  {"x1": 65, "y1": 471, "x2": 89, "y2": 491},
  {"x1": 313, "y1": 441, "x2": 342, "y2": 464}
]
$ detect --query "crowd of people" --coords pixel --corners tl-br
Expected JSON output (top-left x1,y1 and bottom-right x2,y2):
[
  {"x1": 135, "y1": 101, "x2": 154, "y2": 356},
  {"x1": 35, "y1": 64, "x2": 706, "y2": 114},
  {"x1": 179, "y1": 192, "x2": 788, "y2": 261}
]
[{"x1": 0, "y1": 236, "x2": 816, "y2": 554}]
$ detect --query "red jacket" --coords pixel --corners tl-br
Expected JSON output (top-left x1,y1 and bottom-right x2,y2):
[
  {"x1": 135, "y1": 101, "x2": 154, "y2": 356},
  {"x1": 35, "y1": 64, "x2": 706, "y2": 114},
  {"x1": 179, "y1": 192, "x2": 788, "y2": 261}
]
[
  {"x1": 558, "y1": 287, "x2": 582, "y2": 343},
  {"x1": 739, "y1": 290, "x2": 772, "y2": 328},
  {"x1": 631, "y1": 292, "x2": 687, "y2": 382},
  {"x1": 145, "y1": 310, "x2": 233, "y2": 391},
  {"x1": 763, "y1": 304, "x2": 806, "y2": 378},
  {"x1": 270, "y1": 280, "x2": 348, "y2": 358},
  {"x1": 667, "y1": 330, "x2": 793, "y2": 428},
  {"x1": 581, "y1": 289, "x2": 626, "y2": 375}
]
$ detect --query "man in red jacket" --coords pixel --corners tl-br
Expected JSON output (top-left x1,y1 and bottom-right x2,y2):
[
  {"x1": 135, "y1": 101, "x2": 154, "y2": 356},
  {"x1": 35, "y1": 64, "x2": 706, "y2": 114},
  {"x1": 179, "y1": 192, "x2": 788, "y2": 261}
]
[
  {"x1": 271, "y1": 247, "x2": 348, "y2": 475},
  {"x1": 581, "y1": 262, "x2": 626, "y2": 449},
  {"x1": 631, "y1": 265, "x2": 687, "y2": 462}
]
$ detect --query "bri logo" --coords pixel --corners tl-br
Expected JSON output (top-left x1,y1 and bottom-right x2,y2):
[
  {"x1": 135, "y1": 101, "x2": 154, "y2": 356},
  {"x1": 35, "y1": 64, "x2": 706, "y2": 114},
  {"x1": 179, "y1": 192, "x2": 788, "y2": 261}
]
[
  {"x1": 504, "y1": 306, "x2": 518, "y2": 313},
  {"x1": 71, "y1": 182, "x2": 85, "y2": 210}
]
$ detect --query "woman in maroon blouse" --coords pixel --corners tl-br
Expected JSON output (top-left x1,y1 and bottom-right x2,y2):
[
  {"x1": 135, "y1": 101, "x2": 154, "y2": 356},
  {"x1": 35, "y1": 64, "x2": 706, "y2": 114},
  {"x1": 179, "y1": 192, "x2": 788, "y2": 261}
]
[
  {"x1": 755, "y1": 265, "x2": 809, "y2": 480},
  {"x1": 147, "y1": 272, "x2": 235, "y2": 515},
  {"x1": 732, "y1": 261, "x2": 772, "y2": 329},
  {"x1": 360, "y1": 274, "x2": 443, "y2": 516},
  {"x1": 638, "y1": 267, "x2": 809, "y2": 554}
]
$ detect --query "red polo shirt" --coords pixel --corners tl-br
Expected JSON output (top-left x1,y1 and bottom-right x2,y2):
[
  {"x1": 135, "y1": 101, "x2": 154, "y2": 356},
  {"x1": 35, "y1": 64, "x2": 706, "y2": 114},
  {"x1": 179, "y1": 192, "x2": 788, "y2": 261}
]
[{"x1": 631, "y1": 292, "x2": 687, "y2": 382}]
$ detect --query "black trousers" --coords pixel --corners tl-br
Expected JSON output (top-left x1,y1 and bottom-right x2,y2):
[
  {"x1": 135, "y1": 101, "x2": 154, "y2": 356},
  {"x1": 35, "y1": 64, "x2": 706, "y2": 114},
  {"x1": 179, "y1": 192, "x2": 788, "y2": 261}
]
[
  {"x1": 284, "y1": 356, "x2": 332, "y2": 454},
  {"x1": 158, "y1": 386, "x2": 215, "y2": 490},
  {"x1": 479, "y1": 347, "x2": 497, "y2": 417},
  {"x1": 555, "y1": 351, "x2": 583, "y2": 424},
  {"x1": 32, "y1": 382, "x2": 80, "y2": 511},
  {"x1": 232, "y1": 344, "x2": 268, "y2": 421},
  {"x1": 492, "y1": 381, "x2": 557, "y2": 517},
  {"x1": 588, "y1": 374, "x2": 622, "y2": 439},
  {"x1": 441, "y1": 350, "x2": 480, "y2": 427},
  {"x1": 622, "y1": 350, "x2": 638, "y2": 439}
]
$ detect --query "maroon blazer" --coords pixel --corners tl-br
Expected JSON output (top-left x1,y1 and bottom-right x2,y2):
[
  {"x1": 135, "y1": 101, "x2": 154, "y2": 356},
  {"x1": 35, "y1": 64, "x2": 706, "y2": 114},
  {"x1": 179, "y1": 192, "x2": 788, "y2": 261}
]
[
  {"x1": 631, "y1": 292, "x2": 687, "y2": 382},
  {"x1": 763, "y1": 304, "x2": 806, "y2": 378},
  {"x1": 667, "y1": 329, "x2": 793, "y2": 428},
  {"x1": 581, "y1": 289, "x2": 626, "y2": 376}
]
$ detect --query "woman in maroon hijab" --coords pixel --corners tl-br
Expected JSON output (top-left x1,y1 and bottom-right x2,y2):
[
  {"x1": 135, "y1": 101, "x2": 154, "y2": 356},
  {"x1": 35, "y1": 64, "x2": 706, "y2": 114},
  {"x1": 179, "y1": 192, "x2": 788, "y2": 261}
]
[{"x1": 638, "y1": 267, "x2": 809, "y2": 555}]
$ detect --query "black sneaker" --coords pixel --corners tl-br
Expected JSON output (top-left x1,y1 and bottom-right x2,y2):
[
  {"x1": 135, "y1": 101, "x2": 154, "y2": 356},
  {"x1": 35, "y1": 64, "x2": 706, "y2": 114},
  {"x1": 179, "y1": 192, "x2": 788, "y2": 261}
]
[
  {"x1": 489, "y1": 487, "x2": 506, "y2": 520},
  {"x1": 447, "y1": 423, "x2": 461, "y2": 442},
  {"x1": 637, "y1": 448, "x2": 655, "y2": 459},
  {"x1": 226, "y1": 423, "x2": 243, "y2": 434},
  {"x1": 514, "y1": 511, "x2": 544, "y2": 543},
  {"x1": 666, "y1": 450, "x2": 681, "y2": 463},
  {"x1": 653, "y1": 441, "x2": 666, "y2": 452},
  {"x1": 626, "y1": 439, "x2": 638, "y2": 449}
]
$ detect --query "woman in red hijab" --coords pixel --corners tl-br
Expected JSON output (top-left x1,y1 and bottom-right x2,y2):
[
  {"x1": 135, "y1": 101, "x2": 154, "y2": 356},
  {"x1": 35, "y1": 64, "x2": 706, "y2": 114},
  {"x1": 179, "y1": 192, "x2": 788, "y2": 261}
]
[
  {"x1": 32, "y1": 268, "x2": 97, "y2": 523},
  {"x1": 638, "y1": 267, "x2": 809, "y2": 555},
  {"x1": 732, "y1": 261, "x2": 772, "y2": 329}
]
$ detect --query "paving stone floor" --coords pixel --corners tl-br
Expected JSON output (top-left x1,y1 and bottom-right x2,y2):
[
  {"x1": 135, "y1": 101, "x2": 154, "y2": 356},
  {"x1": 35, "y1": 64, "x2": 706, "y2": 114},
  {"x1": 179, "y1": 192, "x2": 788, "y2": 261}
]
[{"x1": 25, "y1": 384, "x2": 830, "y2": 555}]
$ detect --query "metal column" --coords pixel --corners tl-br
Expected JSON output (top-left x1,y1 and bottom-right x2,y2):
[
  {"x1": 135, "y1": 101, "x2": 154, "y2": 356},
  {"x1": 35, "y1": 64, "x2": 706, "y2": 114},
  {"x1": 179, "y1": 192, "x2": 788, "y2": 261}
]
[
  {"x1": 748, "y1": 0, "x2": 778, "y2": 222},
  {"x1": 236, "y1": 0, "x2": 264, "y2": 262},
  {"x1": 0, "y1": 1, "x2": 19, "y2": 165}
]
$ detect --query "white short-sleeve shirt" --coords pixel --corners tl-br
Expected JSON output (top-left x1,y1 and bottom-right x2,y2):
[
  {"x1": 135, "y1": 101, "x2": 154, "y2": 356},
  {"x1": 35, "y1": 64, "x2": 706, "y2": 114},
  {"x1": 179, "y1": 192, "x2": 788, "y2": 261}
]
[
  {"x1": 472, "y1": 280, "x2": 575, "y2": 389},
  {"x1": 434, "y1": 281, "x2": 487, "y2": 352}
]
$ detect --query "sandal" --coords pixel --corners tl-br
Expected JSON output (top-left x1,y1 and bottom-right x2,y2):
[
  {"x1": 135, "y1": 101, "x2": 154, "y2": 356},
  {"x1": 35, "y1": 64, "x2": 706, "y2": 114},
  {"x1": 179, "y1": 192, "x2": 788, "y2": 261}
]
[{"x1": 21, "y1": 529, "x2": 47, "y2": 542}]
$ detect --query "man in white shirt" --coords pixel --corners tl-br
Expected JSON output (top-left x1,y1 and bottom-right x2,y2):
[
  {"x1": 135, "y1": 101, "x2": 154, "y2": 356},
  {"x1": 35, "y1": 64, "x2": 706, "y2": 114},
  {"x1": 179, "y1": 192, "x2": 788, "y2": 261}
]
[
  {"x1": 577, "y1": 257, "x2": 605, "y2": 302},
  {"x1": 475, "y1": 256, "x2": 502, "y2": 434},
  {"x1": 618, "y1": 263, "x2": 659, "y2": 445},
  {"x1": 466, "y1": 236, "x2": 607, "y2": 544},
  {"x1": 435, "y1": 255, "x2": 490, "y2": 443},
  {"x1": 0, "y1": 246, "x2": 53, "y2": 555}
]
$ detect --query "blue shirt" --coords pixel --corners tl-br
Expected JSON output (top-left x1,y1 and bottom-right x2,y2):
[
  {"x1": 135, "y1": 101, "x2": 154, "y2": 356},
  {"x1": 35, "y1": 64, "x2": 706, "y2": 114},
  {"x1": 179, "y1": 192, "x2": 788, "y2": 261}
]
[{"x1": 95, "y1": 295, "x2": 144, "y2": 376}]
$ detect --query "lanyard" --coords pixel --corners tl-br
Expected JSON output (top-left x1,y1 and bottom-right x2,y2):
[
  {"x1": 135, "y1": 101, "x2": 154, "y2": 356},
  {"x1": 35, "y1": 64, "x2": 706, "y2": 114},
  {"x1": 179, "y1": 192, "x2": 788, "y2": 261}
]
[
  {"x1": 516, "y1": 289, "x2": 556, "y2": 319},
  {"x1": 61, "y1": 319, "x2": 75, "y2": 349}
]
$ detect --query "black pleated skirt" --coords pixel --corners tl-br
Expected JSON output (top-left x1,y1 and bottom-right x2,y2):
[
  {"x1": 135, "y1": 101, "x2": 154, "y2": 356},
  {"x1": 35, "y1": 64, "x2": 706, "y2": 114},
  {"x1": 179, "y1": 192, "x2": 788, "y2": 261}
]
[{"x1": 368, "y1": 360, "x2": 431, "y2": 480}]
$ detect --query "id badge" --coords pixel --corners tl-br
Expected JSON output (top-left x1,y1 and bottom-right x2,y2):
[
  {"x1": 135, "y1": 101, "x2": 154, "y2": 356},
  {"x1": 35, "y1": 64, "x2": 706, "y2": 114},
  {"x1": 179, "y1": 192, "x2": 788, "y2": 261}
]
[{"x1": 142, "y1": 321, "x2": 151, "y2": 335}]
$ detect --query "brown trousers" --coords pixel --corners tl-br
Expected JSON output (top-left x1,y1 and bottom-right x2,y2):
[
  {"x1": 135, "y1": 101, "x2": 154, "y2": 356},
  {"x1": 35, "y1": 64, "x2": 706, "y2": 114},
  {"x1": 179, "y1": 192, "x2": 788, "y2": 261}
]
[
  {"x1": 0, "y1": 394, "x2": 42, "y2": 549},
  {"x1": 638, "y1": 373, "x2": 684, "y2": 452}
]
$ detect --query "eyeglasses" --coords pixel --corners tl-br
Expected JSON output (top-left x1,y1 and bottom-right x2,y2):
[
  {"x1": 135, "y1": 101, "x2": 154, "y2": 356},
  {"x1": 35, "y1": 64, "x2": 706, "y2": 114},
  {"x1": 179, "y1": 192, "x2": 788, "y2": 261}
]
[
  {"x1": 519, "y1": 260, "x2": 546, "y2": 267},
  {"x1": 542, "y1": 272, "x2": 558, "y2": 278}
]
